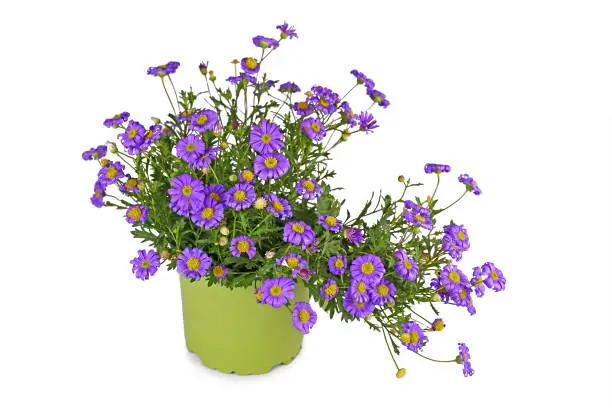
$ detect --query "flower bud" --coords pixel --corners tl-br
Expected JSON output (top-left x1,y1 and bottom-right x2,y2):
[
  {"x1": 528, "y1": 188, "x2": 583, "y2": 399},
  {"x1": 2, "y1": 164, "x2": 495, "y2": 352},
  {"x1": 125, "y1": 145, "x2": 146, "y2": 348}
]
[
  {"x1": 198, "y1": 62, "x2": 208, "y2": 75},
  {"x1": 229, "y1": 174, "x2": 238, "y2": 182},
  {"x1": 151, "y1": 117, "x2": 161, "y2": 124},
  {"x1": 220, "y1": 142, "x2": 229, "y2": 149},
  {"x1": 220, "y1": 226, "x2": 230, "y2": 236},
  {"x1": 431, "y1": 293, "x2": 441, "y2": 302},
  {"x1": 305, "y1": 91, "x2": 313, "y2": 97},
  {"x1": 219, "y1": 237, "x2": 228, "y2": 246},
  {"x1": 160, "y1": 250, "x2": 170, "y2": 260},
  {"x1": 398, "y1": 175, "x2": 405, "y2": 183},
  {"x1": 171, "y1": 254, "x2": 178, "y2": 261},
  {"x1": 426, "y1": 195, "x2": 432, "y2": 204},
  {"x1": 106, "y1": 142, "x2": 118, "y2": 154},
  {"x1": 341, "y1": 131, "x2": 351, "y2": 141},
  {"x1": 201, "y1": 167, "x2": 210, "y2": 176},
  {"x1": 396, "y1": 368, "x2": 407, "y2": 379},
  {"x1": 254, "y1": 197, "x2": 267, "y2": 209},
  {"x1": 265, "y1": 250, "x2": 276, "y2": 259},
  {"x1": 231, "y1": 59, "x2": 239, "y2": 65},
  {"x1": 280, "y1": 32, "x2": 288, "y2": 40}
]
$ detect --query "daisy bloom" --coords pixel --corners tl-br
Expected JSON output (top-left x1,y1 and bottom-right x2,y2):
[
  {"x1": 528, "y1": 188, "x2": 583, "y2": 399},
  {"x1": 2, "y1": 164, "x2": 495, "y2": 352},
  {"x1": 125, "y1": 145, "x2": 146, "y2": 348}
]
[
  {"x1": 292, "y1": 302, "x2": 317, "y2": 334},
  {"x1": 276, "y1": 22, "x2": 298, "y2": 39},
  {"x1": 203, "y1": 183, "x2": 226, "y2": 203},
  {"x1": 403, "y1": 200, "x2": 433, "y2": 230},
  {"x1": 168, "y1": 174, "x2": 205, "y2": 217},
  {"x1": 300, "y1": 117, "x2": 326, "y2": 141},
  {"x1": 239, "y1": 169, "x2": 256, "y2": 184},
  {"x1": 189, "y1": 109, "x2": 219, "y2": 133},
  {"x1": 249, "y1": 119, "x2": 285, "y2": 154},
  {"x1": 296, "y1": 178, "x2": 321, "y2": 200},
  {"x1": 103, "y1": 111, "x2": 130, "y2": 128},
  {"x1": 254, "y1": 153, "x2": 290, "y2": 180},
  {"x1": 348, "y1": 278, "x2": 370, "y2": 304},
  {"x1": 82, "y1": 145, "x2": 107, "y2": 161},
  {"x1": 358, "y1": 111, "x2": 379, "y2": 133},
  {"x1": 458, "y1": 343, "x2": 474, "y2": 377},
  {"x1": 241, "y1": 57, "x2": 260, "y2": 74},
  {"x1": 482, "y1": 262, "x2": 506, "y2": 292},
  {"x1": 230, "y1": 235, "x2": 256, "y2": 259},
  {"x1": 400, "y1": 321, "x2": 427, "y2": 352},
  {"x1": 98, "y1": 161, "x2": 125, "y2": 186},
  {"x1": 130, "y1": 249, "x2": 160, "y2": 281},
  {"x1": 119, "y1": 120, "x2": 145, "y2": 154},
  {"x1": 342, "y1": 291, "x2": 374, "y2": 318},
  {"x1": 350, "y1": 254, "x2": 385, "y2": 284},
  {"x1": 424, "y1": 163, "x2": 451, "y2": 174},
  {"x1": 320, "y1": 279, "x2": 339, "y2": 300},
  {"x1": 211, "y1": 264, "x2": 228, "y2": 281},
  {"x1": 252, "y1": 35, "x2": 279, "y2": 49},
  {"x1": 191, "y1": 198, "x2": 224, "y2": 230},
  {"x1": 125, "y1": 205, "x2": 148, "y2": 225},
  {"x1": 439, "y1": 264, "x2": 469, "y2": 295},
  {"x1": 264, "y1": 193, "x2": 293, "y2": 220},
  {"x1": 459, "y1": 174, "x2": 481, "y2": 195},
  {"x1": 283, "y1": 221, "x2": 316, "y2": 249},
  {"x1": 368, "y1": 279, "x2": 396, "y2": 305},
  {"x1": 91, "y1": 181, "x2": 106, "y2": 208},
  {"x1": 344, "y1": 227, "x2": 365, "y2": 247},
  {"x1": 328, "y1": 255, "x2": 347, "y2": 275},
  {"x1": 261, "y1": 277, "x2": 295, "y2": 308},
  {"x1": 276, "y1": 252, "x2": 307, "y2": 272},
  {"x1": 177, "y1": 248, "x2": 212, "y2": 280},
  {"x1": 176, "y1": 134, "x2": 206, "y2": 166},
  {"x1": 394, "y1": 249, "x2": 419, "y2": 281},
  {"x1": 318, "y1": 214, "x2": 343, "y2": 233},
  {"x1": 224, "y1": 183, "x2": 256, "y2": 211}
]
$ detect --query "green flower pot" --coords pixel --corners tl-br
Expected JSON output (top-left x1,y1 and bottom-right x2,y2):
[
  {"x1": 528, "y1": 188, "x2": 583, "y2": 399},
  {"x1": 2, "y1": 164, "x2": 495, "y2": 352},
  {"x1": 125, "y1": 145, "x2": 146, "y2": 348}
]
[{"x1": 179, "y1": 276, "x2": 308, "y2": 375}]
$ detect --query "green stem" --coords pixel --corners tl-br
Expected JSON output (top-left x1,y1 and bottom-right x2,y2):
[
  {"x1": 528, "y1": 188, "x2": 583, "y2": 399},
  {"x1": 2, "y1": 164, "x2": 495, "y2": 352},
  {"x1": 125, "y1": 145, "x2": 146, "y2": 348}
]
[
  {"x1": 429, "y1": 173, "x2": 440, "y2": 209},
  {"x1": 437, "y1": 190, "x2": 468, "y2": 213},
  {"x1": 415, "y1": 353, "x2": 456, "y2": 364},
  {"x1": 161, "y1": 78, "x2": 177, "y2": 115}
]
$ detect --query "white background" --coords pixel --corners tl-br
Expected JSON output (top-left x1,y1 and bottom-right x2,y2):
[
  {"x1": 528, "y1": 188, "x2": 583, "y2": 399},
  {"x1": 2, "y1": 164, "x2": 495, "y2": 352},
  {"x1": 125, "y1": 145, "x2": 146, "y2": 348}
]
[{"x1": 1, "y1": 0, "x2": 611, "y2": 407}]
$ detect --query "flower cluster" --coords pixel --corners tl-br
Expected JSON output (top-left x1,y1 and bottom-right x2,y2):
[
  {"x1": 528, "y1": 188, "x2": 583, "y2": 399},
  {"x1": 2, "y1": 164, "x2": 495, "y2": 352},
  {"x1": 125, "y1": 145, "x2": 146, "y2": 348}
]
[{"x1": 83, "y1": 24, "x2": 506, "y2": 379}]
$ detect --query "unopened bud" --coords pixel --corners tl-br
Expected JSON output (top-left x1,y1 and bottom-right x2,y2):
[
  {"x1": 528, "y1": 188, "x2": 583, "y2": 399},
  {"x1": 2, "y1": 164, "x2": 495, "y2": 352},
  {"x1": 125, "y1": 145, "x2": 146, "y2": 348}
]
[
  {"x1": 398, "y1": 175, "x2": 405, "y2": 183},
  {"x1": 220, "y1": 226, "x2": 230, "y2": 236},
  {"x1": 265, "y1": 250, "x2": 276, "y2": 259},
  {"x1": 228, "y1": 174, "x2": 238, "y2": 182},
  {"x1": 231, "y1": 59, "x2": 239, "y2": 64},
  {"x1": 426, "y1": 195, "x2": 432, "y2": 203},
  {"x1": 106, "y1": 142, "x2": 118, "y2": 154},
  {"x1": 341, "y1": 131, "x2": 351, "y2": 141},
  {"x1": 198, "y1": 62, "x2": 208, "y2": 75},
  {"x1": 253, "y1": 197, "x2": 267, "y2": 209},
  {"x1": 431, "y1": 293, "x2": 442, "y2": 302},
  {"x1": 396, "y1": 368, "x2": 407, "y2": 379},
  {"x1": 219, "y1": 237, "x2": 228, "y2": 246},
  {"x1": 151, "y1": 117, "x2": 161, "y2": 124},
  {"x1": 160, "y1": 250, "x2": 170, "y2": 260}
]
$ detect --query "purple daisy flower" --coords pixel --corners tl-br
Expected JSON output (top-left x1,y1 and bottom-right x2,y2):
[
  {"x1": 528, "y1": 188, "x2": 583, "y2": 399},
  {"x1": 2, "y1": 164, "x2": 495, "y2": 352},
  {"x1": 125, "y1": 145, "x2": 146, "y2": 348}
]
[
  {"x1": 191, "y1": 198, "x2": 224, "y2": 230},
  {"x1": 369, "y1": 279, "x2": 396, "y2": 305},
  {"x1": 308, "y1": 86, "x2": 339, "y2": 114},
  {"x1": 471, "y1": 266, "x2": 487, "y2": 297},
  {"x1": 190, "y1": 109, "x2": 219, "y2": 133},
  {"x1": 147, "y1": 61, "x2": 180, "y2": 77},
  {"x1": 348, "y1": 278, "x2": 370, "y2": 304},
  {"x1": 430, "y1": 278, "x2": 452, "y2": 304},
  {"x1": 283, "y1": 221, "x2": 316, "y2": 249},
  {"x1": 367, "y1": 88, "x2": 390, "y2": 108},
  {"x1": 328, "y1": 255, "x2": 347, "y2": 275},
  {"x1": 91, "y1": 181, "x2": 106, "y2": 208},
  {"x1": 103, "y1": 111, "x2": 130, "y2": 128},
  {"x1": 358, "y1": 111, "x2": 379, "y2": 133},
  {"x1": 130, "y1": 249, "x2": 160, "y2": 281},
  {"x1": 277, "y1": 22, "x2": 298, "y2": 39},
  {"x1": 254, "y1": 286, "x2": 263, "y2": 304},
  {"x1": 224, "y1": 183, "x2": 256, "y2": 211},
  {"x1": 350, "y1": 254, "x2": 385, "y2": 284},
  {"x1": 293, "y1": 101, "x2": 314, "y2": 116},
  {"x1": 300, "y1": 117, "x2": 326, "y2": 141},
  {"x1": 203, "y1": 183, "x2": 226, "y2": 203},
  {"x1": 264, "y1": 193, "x2": 293, "y2": 220},
  {"x1": 252, "y1": 35, "x2": 279, "y2": 49},
  {"x1": 194, "y1": 145, "x2": 221, "y2": 170},
  {"x1": 211, "y1": 264, "x2": 228, "y2": 281},
  {"x1": 276, "y1": 252, "x2": 308, "y2": 272},
  {"x1": 451, "y1": 284, "x2": 473, "y2": 310},
  {"x1": 394, "y1": 249, "x2": 419, "y2": 281},
  {"x1": 82, "y1": 145, "x2": 107, "y2": 161},
  {"x1": 125, "y1": 205, "x2": 148, "y2": 225},
  {"x1": 425, "y1": 163, "x2": 451, "y2": 174},
  {"x1": 239, "y1": 169, "x2": 257, "y2": 184},
  {"x1": 230, "y1": 235, "x2": 256, "y2": 259},
  {"x1": 261, "y1": 277, "x2": 295, "y2": 308},
  {"x1": 342, "y1": 291, "x2": 375, "y2": 318},
  {"x1": 292, "y1": 302, "x2": 317, "y2": 334},
  {"x1": 254, "y1": 153, "x2": 290, "y2": 180},
  {"x1": 279, "y1": 81, "x2": 300, "y2": 93},
  {"x1": 318, "y1": 214, "x2": 343, "y2": 233},
  {"x1": 296, "y1": 178, "x2": 321, "y2": 200},
  {"x1": 459, "y1": 174, "x2": 481, "y2": 195},
  {"x1": 458, "y1": 343, "x2": 475, "y2": 377},
  {"x1": 140, "y1": 124, "x2": 162, "y2": 151},
  {"x1": 178, "y1": 109, "x2": 196, "y2": 123},
  {"x1": 119, "y1": 120, "x2": 145, "y2": 154},
  {"x1": 168, "y1": 174, "x2": 205, "y2": 217},
  {"x1": 176, "y1": 134, "x2": 206, "y2": 165},
  {"x1": 400, "y1": 321, "x2": 428, "y2": 352},
  {"x1": 240, "y1": 57, "x2": 260, "y2": 74},
  {"x1": 444, "y1": 224, "x2": 470, "y2": 250},
  {"x1": 403, "y1": 200, "x2": 433, "y2": 230},
  {"x1": 482, "y1": 262, "x2": 506, "y2": 292},
  {"x1": 344, "y1": 227, "x2": 365, "y2": 247},
  {"x1": 249, "y1": 119, "x2": 285, "y2": 154},
  {"x1": 442, "y1": 234, "x2": 464, "y2": 261},
  {"x1": 98, "y1": 161, "x2": 125, "y2": 186},
  {"x1": 227, "y1": 73, "x2": 257, "y2": 84},
  {"x1": 350, "y1": 69, "x2": 375, "y2": 89},
  {"x1": 293, "y1": 267, "x2": 315, "y2": 281},
  {"x1": 340, "y1": 101, "x2": 358, "y2": 127},
  {"x1": 177, "y1": 248, "x2": 211, "y2": 280},
  {"x1": 432, "y1": 318, "x2": 445, "y2": 332},
  {"x1": 440, "y1": 264, "x2": 469, "y2": 295},
  {"x1": 320, "y1": 279, "x2": 339, "y2": 300}
]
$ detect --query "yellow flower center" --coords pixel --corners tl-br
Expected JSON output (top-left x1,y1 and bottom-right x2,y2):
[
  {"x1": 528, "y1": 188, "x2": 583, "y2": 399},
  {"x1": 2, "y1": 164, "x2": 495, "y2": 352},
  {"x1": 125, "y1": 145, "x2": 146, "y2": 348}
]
[
  {"x1": 186, "y1": 257, "x2": 201, "y2": 271},
  {"x1": 144, "y1": 130, "x2": 153, "y2": 139},
  {"x1": 298, "y1": 309, "x2": 310, "y2": 323},
  {"x1": 377, "y1": 284, "x2": 389, "y2": 296},
  {"x1": 292, "y1": 223, "x2": 305, "y2": 234},
  {"x1": 186, "y1": 143, "x2": 196, "y2": 152},
  {"x1": 459, "y1": 288, "x2": 467, "y2": 300},
  {"x1": 270, "y1": 284, "x2": 282, "y2": 297},
  {"x1": 261, "y1": 133, "x2": 272, "y2": 143},
  {"x1": 415, "y1": 214, "x2": 426, "y2": 223},
  {"x1": 95, "y1": 189, "x2": 101, "y2": 198},
  {"x1": 403, "y1": 260, "x2": 412, "y2": 270},
  {"x1": 125, "y1": 179, "x2": 137, "y2": 189},
  {"x1": 264, "y1": 157, "x2": 278, "y2": 169},
  {"x1": 209, "y1": 192, "x2": 220, "y2": 202},
  {"x1": 201, "y1": 207, "x2": 214, "y2": 219},
  {"x1": 255, "y1": 289, "x2": 263, "y2": 301},
  {"x1": 127, "y1": 207, "x2": 142, "y2": 221},
  {"x1": 112, "y1": 113, "x2": 122, "y2": 120},
  {"x1": 490, "y1": 271, "x2": 499, "y2": 281},
  {"x1": 272, "y1": 201, "x2": 284, "y2": 211},
  {"x1": 286, "y1": 257, "x2": 299, "y2": 269},
  {"x1": 324, "y1": 283, "x2": 338, "y2": 296},
  {"x1": 311, "y1": 122, "x2": 321, "y2": 132},
  {"x1": 196, "y1": 115, "x2": 208, "y2": 125},
  {"x1": 302, "y1": 180, "x2": 315, "y2": 192},
  {"x1": 128, "y1": 128, "x2": 138, "y2": 139},
  {"x1": 448, "y1": 271, "x2": 461, "y2": 283},
  {"x1": 361, "y1": 262, "x2": 375, "y2": 275},
  {"x1": 355, "y1": 302, "x2": 366, "y2": 309},
  {"x1": 357, "y1": 282, "x2": 367, "y2": 294},
  {"x1": 236, "y1": 240, "x2": 250, "y2": 253},
  {"x1": 182, "y1": 185, "x2": 193, "y2": 197},
  {"x1": 106, "y1": 166, "x2": 118, "y2": 179},
  {"x1": 334, "y1": 258, "x2": 344, "y2": 268},
  {"x1": 213, "y1": 265, "x2": 225, "y2": 278},
  {"x1": 457, "y1": 231, "x2": 466, "y2": 241},
  {"x1": 141, "y1": 260, "x2": 151, "y2": 269},
  {"x1": 324, "y1": 216, "x2": 337, "y2": 227},
  {"x1": 233, "y1": 190, "x2": 246, "y2": 202},
  {"x1": 433, "y1": 320, "x2": 445, "y2": 332},
  {"x1": 319, "y1": 97, "x2": 329, "y2": 107},
  {"x1": 297, "y1": 101, "x2": 309, "y2": 110},
  {"x1": 400, "y1": 330, "x2": 420, "y2": 344},
  {"x1": 242, "y1": 170, "x2": 254, "y2": 181},
  {"x1": 244, "y1": 57, "x2": 258, "y2": 70}
]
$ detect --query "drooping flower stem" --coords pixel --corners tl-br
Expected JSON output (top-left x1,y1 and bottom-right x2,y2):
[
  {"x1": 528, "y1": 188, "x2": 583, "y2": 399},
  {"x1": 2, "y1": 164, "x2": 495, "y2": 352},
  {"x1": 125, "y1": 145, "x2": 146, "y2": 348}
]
[{"x1": 161, "y1": 78, "x2": 177, "y2": 115}]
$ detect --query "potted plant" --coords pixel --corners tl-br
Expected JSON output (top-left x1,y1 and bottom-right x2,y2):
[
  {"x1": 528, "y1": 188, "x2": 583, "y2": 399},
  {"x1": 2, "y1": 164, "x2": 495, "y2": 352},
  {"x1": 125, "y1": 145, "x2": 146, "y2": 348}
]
[{"x1": 83, "y1": 22, "x2": 507, "y2": 377}]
